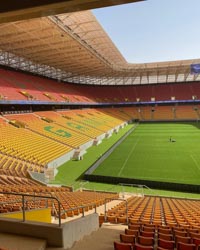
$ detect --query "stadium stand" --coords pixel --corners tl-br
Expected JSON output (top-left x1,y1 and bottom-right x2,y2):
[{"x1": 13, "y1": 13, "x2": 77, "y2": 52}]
[
  {"x1": 0, "y1": 182, "x2": 118, "y2": 217},
  {"x1": 153, "y1": 106, "x2": 175, "y2": 120},
  {"x1": 1, "y1": 68, "x2": 200, "y2": 104},
  {"x1": 0, "y1": 68, "x2": 87, "y2": 103},
  {"x1": 112, "y1": 196, "x2": 200, "y2": 250},
  {"x1": 35, "y1": 111, "x2": 102, "y2": 139},
  {"x1": 4, "y1": 113, "x2": 91, "y2": 149},
  {"x1": 104, "y1": 196, "x2": 200, "y2": 228},
  {"x1": 1, "y1": 2, "x2": 200, "y2": 249},
  {"x1": 175, "y1": 105, "x2": 199, "y2": 120},
  {"x1": 0, "y1": 116, "x2": 71, "y2": 170}
]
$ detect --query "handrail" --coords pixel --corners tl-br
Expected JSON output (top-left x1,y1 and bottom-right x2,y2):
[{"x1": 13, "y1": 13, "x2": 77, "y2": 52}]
[
  {"x1": 119, "y1": 183, "x2": 154, "y2": 196},
  {"x1": 47, "y1": 191, "x2": 66, "y2": 217},
  {"x1": 0, "y1": 191, "x2": 62, "y2": 227},
  {"x1": 0, "y1": 191, "x2": 99, "y2": 226},
  {"x1": 104, "y1": 198, "x2": 128, "y2": 224}
]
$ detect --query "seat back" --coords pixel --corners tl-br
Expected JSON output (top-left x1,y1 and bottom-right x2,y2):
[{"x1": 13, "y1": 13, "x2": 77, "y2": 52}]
[
  {"x1": 120, "y1": 234, "x2": 135, "y2": 244},
  {"x1": 114, "y1": 241, "x2": 132, "y2": 250},
  {"x1": 125, "y1": 229, "x2": 138, "y2": 236},
  {"x1": 158, "y1": 233, "x2": 174, "y2": 241},
  {"x1": 135, "y1": 243, "x2": 153, "y2": 250},
  {"x1": 158, "y1": 239, "x2": 175, "y2": 250},
  {"x1": 177, "y1": 242, "x2": 195, "y2": 250},
  {"x1": 140, "y1": 231, "x2": 154, "y2": 238},
  {"x1": 137, "y1": 236, "x2": 154, "y2": 246}
]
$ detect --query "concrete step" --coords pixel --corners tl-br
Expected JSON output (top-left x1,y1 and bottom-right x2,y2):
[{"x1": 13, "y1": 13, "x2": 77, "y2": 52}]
[
  {"x1": 0, "y1": 233, "x2": 46, "y2": 250},
  {"x1": 68, "y1": 223, "x2": 126, "y2": 250}
]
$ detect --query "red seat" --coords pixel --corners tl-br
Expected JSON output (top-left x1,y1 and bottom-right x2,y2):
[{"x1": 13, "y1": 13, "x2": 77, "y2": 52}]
[
  {"x1": 157, "y1": 247, "x2": 171, "y2": 250},
  {"x1": 158, "y1": 228, "x2": 172, "y2": 235},
  {"x1": 114, "y1": 241, "x2": 133, "y2": 250},
  {"x1": 177, "y1": 242, "x2": 196, "y2": 250},
  {"x1": 192, "y1": 238, "x2": 200, "y2": 248},
  {"x1": 140, "y1": 231, "x2": 154, "y2": 238},
  {"x1": 158, "y1": 233, "x2": 174, "y2": 241},
  {"x1": 176, "y1": 236, "x2": 191, "y2": 247},
  {"x1": 174, "y1": 230, "x2": 188, "y2": 237},
  {"x1": 135, "y1": 243, "x2": 153, "y2": 250},
  {"x1": 158, "y1": 239, "x2": 175, "y2": 250},
  {"x1": 190, "y1": 233, "x2": 200, "y2": 239}
]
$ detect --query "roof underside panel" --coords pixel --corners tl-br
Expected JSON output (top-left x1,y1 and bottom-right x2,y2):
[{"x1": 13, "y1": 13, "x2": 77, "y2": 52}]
[{"x1": 0, "y1": 10, "x2": 199, "y2": 85}]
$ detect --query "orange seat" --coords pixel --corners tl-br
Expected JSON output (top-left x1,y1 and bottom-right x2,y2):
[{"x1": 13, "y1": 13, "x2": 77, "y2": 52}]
[
  {"x1": 142, "y1": 226, "x2": 155, "y2": 233},
  {"x1": 120, "y1": 234, "x2": 135, "y2": 245},
  {"x1": 125, "y1": 229, "x2": 138, "y2": 236},
  {"x1": 129, "y1": 224, "x2": 141, "y2": 231}
]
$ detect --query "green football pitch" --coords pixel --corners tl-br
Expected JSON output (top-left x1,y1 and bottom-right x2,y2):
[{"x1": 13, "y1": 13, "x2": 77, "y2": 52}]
[{"x1": 92, "y1": 123, "x2": 200, "y2": 185}]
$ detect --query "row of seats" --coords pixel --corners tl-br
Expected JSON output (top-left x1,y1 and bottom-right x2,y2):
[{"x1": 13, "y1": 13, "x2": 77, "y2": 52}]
[
  {"x1": 114, "y1": 223, "x2": 200, "y2": 250},
  {"x1": 0, "y1": 180, "x2": 118, "y2": 218},
  {"x1": 130, "y1": 106, "x2": 199, "y2": 121},
  {"x1": 0, "y1": 117, "x2": 71, "y2": 169},
  {"x1": 0, "y1": 68, "x2": 89, "y2": 103},
  {"x1": 5, "y1": 113, "x2": 91, "y2": 149},
  {"x1": 103, "y1": 196, "x2": 200, "y2": 228},
  {"x1": 1, "y1": 68, "x2": 200, "y2": 103}
]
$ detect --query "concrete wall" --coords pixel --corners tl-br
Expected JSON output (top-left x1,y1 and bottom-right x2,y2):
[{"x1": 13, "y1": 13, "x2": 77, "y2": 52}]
[
  {"x1": 47, "y1": 150, "x2": 75, "y2": 168},
  {"x1": 97, "y1": 133, "x2": 106, "y2": 141},
  {"x1": 28, "y1": 171, "x2": 46, "y2": 184},
  {"x1": 0, "y1": 218, "x2": 63, "y2": 247},
  {"x1": 80, "y1": 140, "x2": 93, "y2": 150},
  {"x1": 0, "y1": 213, "x2": 99, "y2": 248},
  {"x1": 62, "y1": 213, "x2": 99, "y2": 249}
]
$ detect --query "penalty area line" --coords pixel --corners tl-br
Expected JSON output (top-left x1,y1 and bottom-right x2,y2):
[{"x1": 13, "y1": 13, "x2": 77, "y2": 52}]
[
  {"x1": 118, "y1": 138, "x2": 139, "y2": 177},
  {"x1": 190, "y1": 154, "x2": 200, "y2": 172}
]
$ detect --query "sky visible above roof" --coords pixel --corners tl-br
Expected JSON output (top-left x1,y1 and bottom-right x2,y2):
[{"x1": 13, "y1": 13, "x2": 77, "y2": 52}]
[{"x1": 92, "y1": 0, "x2": 200, "y2": 63}]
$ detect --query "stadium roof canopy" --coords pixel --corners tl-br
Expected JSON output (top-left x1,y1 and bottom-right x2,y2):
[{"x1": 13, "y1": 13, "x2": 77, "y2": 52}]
[{"x1": 0, "y1": 1, "x2": 200, "y2": 85}]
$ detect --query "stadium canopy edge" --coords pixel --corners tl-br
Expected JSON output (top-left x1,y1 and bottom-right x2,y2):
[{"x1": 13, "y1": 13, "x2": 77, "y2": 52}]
[{"x1": 0, "y1": 0, "x2": 144, "y2": 24}]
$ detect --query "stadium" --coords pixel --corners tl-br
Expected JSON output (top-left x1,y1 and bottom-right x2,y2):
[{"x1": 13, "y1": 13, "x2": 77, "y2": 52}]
[{"x1": 0, "y1": 0, "x2": 200, "y2": 249}]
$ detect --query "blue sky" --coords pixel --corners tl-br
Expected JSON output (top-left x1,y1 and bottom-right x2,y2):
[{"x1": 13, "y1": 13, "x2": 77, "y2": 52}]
[{"x1": 92, "y1": 0, "x2": 200, "y2": 63}]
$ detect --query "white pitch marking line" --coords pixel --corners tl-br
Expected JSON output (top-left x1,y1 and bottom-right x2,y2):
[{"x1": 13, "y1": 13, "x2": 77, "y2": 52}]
[
  {"x1": 190, "y1": 154, "x2": 200, "y2": 171},
  {"x1": 118, "y1": 138, "x2": 139, "y2": 177}
]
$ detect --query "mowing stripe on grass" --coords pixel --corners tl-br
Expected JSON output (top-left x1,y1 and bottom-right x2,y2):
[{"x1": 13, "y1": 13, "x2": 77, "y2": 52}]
[{"x1": 118, "y1": 138, "x2": 139, "y2": 177}]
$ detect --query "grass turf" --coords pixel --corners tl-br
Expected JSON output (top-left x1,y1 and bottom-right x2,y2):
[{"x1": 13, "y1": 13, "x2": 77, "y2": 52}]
[
  {"x1": 52, "y1": 122, "x2": 200, "y2": 198},
  {"x1": 93, "y1": 122, "x2": 200, "y2": 185}
]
